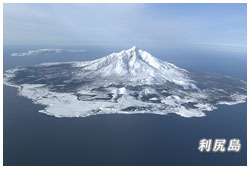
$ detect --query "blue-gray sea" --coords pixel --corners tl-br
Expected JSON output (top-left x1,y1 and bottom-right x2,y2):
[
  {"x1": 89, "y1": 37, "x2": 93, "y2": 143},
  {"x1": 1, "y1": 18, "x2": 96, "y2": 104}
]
[{"x1": 3, "y1": 45, "x2": 247, "y2": 166}]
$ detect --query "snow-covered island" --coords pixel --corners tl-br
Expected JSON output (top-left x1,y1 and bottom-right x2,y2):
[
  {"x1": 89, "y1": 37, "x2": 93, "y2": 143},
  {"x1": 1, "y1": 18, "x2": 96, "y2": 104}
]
[{"x1": 4, "y1": 46, "x2": 247, "y2": 118}]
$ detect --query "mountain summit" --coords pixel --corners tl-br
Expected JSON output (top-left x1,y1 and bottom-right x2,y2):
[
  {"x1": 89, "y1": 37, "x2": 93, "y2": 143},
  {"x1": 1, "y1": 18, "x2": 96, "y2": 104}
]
[{"x1": 73, "y1": 46, "x2": 191, "y2": 87}]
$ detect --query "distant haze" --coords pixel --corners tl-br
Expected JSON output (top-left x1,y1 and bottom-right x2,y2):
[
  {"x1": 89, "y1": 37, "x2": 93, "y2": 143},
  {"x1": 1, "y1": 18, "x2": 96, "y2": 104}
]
[{"x1": 4, "y1": 3, "x2": 246, "y2": 54}]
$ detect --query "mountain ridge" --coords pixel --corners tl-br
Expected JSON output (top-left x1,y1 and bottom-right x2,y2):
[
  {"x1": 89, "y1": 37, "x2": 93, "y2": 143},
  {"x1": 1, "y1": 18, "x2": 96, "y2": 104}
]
[{"x1": 72, "y1": 46, "x2": 192, "y2": 87}]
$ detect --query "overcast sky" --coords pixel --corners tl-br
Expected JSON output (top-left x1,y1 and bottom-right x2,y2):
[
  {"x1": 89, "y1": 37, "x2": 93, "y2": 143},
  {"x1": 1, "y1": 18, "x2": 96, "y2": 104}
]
[{"x1": 3, "y1": 3, "x2": 246, "y2": 53}]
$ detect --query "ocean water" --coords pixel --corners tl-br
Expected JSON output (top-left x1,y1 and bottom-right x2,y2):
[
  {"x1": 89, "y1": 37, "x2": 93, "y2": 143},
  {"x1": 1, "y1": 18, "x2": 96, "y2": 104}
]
[{"x1": 3, "y1": 46, "x2": 247, "y2": 166}]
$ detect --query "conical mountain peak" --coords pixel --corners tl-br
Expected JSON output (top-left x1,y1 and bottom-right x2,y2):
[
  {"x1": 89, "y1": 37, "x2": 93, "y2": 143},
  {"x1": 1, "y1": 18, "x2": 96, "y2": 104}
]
[
  {"x1": 80, "y1": 47, "x2": 190, "y2": 86},
  {"x1": 129, "y1": 46, "x2": 137, "y2": 51},
  {"x1": 123, "y1": 46, "x2": 140, "y2": 55}
]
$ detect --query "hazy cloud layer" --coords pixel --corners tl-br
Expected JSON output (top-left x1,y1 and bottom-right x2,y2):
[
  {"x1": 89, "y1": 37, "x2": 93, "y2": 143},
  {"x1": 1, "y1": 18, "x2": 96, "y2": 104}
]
[
  {"x1": 11, "y1": 49, "x2": 86, "y2": 56},
  {"x1": 4, "y1": 4, "x2": 246, "y2": 54}
]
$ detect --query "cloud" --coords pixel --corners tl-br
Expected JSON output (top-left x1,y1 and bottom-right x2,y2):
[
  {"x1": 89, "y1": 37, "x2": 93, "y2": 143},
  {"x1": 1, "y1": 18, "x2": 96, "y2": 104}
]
[
  {"x1": 10, "y1": 48, "x2": 86, "y2": 56},
  {"x1": 4, "y1": 4, "x2": 246, "y2": 54}
]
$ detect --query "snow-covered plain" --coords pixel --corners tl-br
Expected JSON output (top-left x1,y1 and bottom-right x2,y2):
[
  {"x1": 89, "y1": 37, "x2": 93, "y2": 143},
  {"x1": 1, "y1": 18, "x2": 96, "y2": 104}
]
[{"x1": 4, "y1": 46, "x2": 247, "y2": 118}]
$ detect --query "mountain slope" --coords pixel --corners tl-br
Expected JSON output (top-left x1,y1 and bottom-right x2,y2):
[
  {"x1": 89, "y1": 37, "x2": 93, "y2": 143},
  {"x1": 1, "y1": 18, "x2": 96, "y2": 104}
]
[{"x1": 72, "y1": 46, "x2": 193, "y2": 87}]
